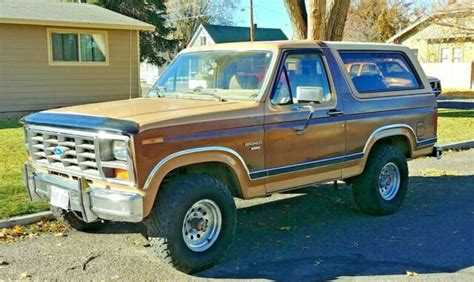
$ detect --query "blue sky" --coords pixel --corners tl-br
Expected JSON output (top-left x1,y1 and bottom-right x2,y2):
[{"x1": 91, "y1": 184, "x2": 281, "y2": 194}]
[
  {"x1": 235, "y1": 0, "x2": 435, "y2": 39},
  {"x1": 236, "y1": 0, "x2": 292, "y2": 38}
]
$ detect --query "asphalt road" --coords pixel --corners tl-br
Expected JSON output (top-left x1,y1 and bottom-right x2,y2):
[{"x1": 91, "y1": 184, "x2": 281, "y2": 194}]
[{"x1": 1, "y1": 150, "x2": 473, "y2": 281}]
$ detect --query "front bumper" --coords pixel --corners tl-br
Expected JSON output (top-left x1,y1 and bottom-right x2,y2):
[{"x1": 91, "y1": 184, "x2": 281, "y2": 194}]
[{"x1": 23, "y1": 163, "x2": 143, "y2": 223}]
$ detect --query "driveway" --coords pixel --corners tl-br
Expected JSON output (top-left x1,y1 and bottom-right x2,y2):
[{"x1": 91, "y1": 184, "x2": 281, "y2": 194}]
[{"x1": 1, "y1": 150, "x2": 473, "y2": 281}]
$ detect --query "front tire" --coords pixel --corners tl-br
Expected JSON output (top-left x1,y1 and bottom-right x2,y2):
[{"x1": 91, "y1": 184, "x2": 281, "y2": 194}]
[
  {"x1": 144, "y1": 174, "x2": 236, "y2": 273},
  {"x1": 352, "y1": 144, "x2": 408, "y2": 215}
]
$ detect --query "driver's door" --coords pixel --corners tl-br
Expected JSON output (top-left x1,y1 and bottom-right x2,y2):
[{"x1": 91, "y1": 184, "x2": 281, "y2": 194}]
[{"x1": 263, "y1": 49, "x2": 346, "y2": 193}]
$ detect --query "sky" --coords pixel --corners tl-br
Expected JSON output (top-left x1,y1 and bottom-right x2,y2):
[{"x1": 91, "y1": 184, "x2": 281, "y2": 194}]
[
  {"x1": 235, "y1": 0, "x2": 437, "y2": 40},
  {"x1": 236, "y1": 0, "x2": 293, "y2": 38}
]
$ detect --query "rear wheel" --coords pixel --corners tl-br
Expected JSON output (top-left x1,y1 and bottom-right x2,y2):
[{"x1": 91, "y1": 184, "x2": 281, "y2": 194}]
[
  {"x1": 352, "y1": 144, "x2": 408, "y2": 215},
  {"x1": 51, "y1": 207, "x2": 104, "y2": 232},
  {"x1": 144, "y1": 174, "x2": 236, "y2": 273}
]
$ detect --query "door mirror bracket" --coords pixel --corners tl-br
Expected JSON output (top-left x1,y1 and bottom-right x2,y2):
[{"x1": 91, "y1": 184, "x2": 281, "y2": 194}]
[{"x1": 294, "y1": 103, "x2": 316, "y2": 135}]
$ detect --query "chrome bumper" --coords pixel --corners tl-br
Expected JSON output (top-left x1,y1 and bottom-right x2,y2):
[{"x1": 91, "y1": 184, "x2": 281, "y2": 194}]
[{"x1": 23, "y1": 163, "x2": 143, "y2": 223}]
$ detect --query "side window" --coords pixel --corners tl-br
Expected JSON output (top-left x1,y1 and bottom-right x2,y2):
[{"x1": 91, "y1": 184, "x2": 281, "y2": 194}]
[
  {"x1": 271, "y1": 52, "x2": 332, "y2": 105},
  {"x1": 339, "y1": 52, "x2": 421, "y2": 93}
]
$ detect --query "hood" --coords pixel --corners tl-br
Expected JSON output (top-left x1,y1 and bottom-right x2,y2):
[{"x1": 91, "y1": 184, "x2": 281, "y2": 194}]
[{"x1": 25, "y1": 98, "x2": 262, "y2": 134}]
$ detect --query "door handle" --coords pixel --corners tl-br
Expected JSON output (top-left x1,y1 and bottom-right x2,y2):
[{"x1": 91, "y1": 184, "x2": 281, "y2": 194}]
[{"x1": 327, "y1": 109, "x2": 343, "y2": 116}]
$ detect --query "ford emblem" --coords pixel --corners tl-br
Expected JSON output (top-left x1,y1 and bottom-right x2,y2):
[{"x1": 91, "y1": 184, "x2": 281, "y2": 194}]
[{"x1": 52, "y1": 146, "x2": 64, "y2": 156}]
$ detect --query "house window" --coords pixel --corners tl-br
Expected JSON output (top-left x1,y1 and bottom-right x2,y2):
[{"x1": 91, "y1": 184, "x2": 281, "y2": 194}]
[
  {"x1": 441, "y1": 48, "x2": 450, "y2": 63},
  {"x1": 453, "y1": 47, "x2": 462, "y2": 63},
  {"x1": 48, "y1": 29, "x2": 108, "y2": 65},
  {"x1": 200, "y1": 36, "x2": 207, "y2": 46}
]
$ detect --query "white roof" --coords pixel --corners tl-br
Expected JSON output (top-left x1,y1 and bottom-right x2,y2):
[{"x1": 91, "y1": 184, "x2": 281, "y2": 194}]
[
  {"x1": 386, "y1": 8, "x2": 473, "y2": 43},
  {"x1": 0, "y1": 0, "x2": 155, "y2": 31}
]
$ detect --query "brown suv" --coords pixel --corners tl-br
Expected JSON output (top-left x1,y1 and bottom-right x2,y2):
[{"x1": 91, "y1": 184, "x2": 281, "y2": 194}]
[{"x1": 22, "y1": 40, "x2": 441, "y2": 273}]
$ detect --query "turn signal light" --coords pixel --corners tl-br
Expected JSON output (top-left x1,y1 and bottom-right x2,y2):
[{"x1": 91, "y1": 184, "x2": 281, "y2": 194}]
[{"x1": 114, "y1": 169, "x2": 129, "y2": 180}]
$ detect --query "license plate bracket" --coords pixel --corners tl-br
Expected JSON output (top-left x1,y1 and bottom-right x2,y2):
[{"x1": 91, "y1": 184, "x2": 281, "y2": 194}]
[{"x1": 50, "y1": 186, "x2": 69, "y2": 210}]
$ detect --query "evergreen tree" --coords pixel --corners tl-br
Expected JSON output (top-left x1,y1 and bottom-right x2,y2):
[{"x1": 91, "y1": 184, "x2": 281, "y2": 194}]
[{"x1": 96, "y1": 0, "x2": 177, "y2": 66}]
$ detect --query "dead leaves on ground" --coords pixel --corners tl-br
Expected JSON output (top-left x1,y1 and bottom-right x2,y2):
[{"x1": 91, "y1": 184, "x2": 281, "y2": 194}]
[
  {"x1": 419, "y1": 168, "x2": 462, "y2": 177},
  {"x1": 0, "y1": 220, "x2": 70, "y2": 243}
]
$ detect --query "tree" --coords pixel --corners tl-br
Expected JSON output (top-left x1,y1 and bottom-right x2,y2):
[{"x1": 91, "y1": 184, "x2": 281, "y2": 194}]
[
  {"x1": 96, "y1": 0, "x2": 177, "y2": 66},
  {"x1": 283, "y1": 0, "x2": 350, "y2": 40},
  {"x1": 166, "y1": 0, "x2": 239, "y2": 50},
  {"x1": 344, "y1": 0, "x2": 420, "y2": 42}
]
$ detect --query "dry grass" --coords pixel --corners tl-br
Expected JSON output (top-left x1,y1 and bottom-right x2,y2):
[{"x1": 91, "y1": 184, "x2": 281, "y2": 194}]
[
  {"x1": 419, "y1": 168, "x2": 463, "y2": 177},
  {"x1": 441, "y1": 89, "x2": 474, "y2": 99}
]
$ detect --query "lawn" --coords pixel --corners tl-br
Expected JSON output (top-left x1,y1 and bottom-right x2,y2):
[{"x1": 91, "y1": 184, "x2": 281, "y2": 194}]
[
  {"x1": 437, "y1": 109, "x2": 474, "y2": 144},
  {"x1": 0, "y1": 120, "x2": 48, "y2": 219},
  {"x1": 0, "y1": 109, "x2": 473, "y2": 219}
]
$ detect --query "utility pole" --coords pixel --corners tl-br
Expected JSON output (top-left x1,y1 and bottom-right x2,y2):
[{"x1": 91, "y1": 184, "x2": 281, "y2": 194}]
[{"x1": 249, "y1": 0, "x2": 255, "y2": 41}]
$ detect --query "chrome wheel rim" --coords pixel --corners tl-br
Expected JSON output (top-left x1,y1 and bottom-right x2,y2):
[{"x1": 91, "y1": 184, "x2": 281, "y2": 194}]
[
  {"x1": 182, "y1": 199, "x2": 222, "y2": 252},
  {"x1": 378, "y1": 162, "x2": 400, "y2": 201}
]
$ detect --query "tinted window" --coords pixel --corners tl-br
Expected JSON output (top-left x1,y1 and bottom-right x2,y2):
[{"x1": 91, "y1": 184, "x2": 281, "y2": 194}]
[
  {"x1": 339, "y1": 52, "x2": 421, "y2": 93},
  {"x1": 271, "y1": 52, "x2": 331, "y2": 105}
]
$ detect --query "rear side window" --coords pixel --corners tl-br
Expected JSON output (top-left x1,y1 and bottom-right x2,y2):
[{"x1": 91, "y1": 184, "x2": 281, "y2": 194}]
[{"x1": 339, "y1": 52, "x2": 421, "y2": 94}]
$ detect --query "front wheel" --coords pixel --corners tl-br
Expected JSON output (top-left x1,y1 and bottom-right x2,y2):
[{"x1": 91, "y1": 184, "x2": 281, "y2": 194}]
[
  {"x1": 352, "y1": 144, "x2": 409, "y2": 215},
  {"x1": 144, "y1": 174, "x2": 236, "y2": 273}
]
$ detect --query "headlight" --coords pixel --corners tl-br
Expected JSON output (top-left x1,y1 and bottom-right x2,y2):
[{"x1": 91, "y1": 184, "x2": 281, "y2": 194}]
[{"x1": 112, "y1": 140, "x2": 128, "y2": 161}]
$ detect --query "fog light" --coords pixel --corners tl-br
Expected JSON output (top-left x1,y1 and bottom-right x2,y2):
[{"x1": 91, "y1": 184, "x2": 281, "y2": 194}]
[{"x1": 114, "y1": 169, "x2": 129, "y2": 180}]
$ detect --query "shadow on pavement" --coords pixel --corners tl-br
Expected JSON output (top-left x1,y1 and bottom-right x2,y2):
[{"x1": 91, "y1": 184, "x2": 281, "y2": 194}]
[{"x1": 196, "y1": 175, "x2": 474, "y2": 281}]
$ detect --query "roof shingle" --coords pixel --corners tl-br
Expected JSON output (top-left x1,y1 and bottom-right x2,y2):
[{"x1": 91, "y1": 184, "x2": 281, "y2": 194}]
[
  {"x1": 0, "y1": 0, "x2": 155, "y2": 31},
  {"x1": 203, "y1": 24, "x2": 288, "y2": 43}
]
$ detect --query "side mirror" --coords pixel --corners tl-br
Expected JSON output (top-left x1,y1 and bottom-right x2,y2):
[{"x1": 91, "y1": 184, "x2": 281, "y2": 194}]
[{"x1": 295, "y1": 86, "x2": 324, "y2": 104}]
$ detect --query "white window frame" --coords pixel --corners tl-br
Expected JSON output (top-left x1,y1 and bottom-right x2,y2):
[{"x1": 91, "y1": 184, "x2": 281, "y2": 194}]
[
  {"x1": 47, "y1": 28, "x2": 109, "y2": 66},
  {"x1": 440, "y1": 47, "x2": 451, "y2": 63},
  {"x1": 199, "y1": 36, "x2": 207, "y2": 46},
  {"x1": 452, "y1": 47, "x2": 463, "y2": 63}
]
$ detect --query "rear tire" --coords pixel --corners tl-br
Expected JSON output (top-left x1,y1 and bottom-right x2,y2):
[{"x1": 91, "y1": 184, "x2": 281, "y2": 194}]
[
  {"x1": 144, "y1": 174, "x2": 236, "y2": 274},
  {"x1": 352, "y1": 144, "x2": 408, "y2": 215},
  {"x1": 51, "y1": 207, "x2": 104, "y2": 232}
]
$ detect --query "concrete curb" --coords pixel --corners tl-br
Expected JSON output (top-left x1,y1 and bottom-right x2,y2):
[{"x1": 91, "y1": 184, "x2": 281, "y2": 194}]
[
  {"x1": 440, "y1": 140, "x2": 474, "y2": 151},
  {"x1": 0, "y1": 211, "x2": 53, "y2": 229},
  {"x1": 437, "y1": 100, "x2": 474, "y2": 109}
]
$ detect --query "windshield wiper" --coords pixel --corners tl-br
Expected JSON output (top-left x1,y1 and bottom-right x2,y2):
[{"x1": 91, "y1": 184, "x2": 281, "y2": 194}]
[
  {"x1": 182, "y1": 89, "x2": 226, "y2": 102},
  {"x1": 147, "y1": 87, "x2": 165, "y2": 98}
]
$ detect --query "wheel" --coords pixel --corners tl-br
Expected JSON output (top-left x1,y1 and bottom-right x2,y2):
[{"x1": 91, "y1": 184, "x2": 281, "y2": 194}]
[
  {"x1": 51, "y1": 207, "x2": 104, "y2": 232},
  {"x1": 352, "y1": 144, "x2": 408, "y2": 215},
  {"x1": 144, "y1": 174, "x2": 236, "y2": 274}
]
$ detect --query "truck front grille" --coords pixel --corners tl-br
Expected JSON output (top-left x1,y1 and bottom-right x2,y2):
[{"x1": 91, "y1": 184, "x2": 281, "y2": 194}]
[{"x1": 27, "y1": 128, "x2": 101, "y2": 177}]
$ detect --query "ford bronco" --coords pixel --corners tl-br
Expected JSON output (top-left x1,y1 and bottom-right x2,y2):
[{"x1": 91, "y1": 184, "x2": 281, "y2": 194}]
[{"x1": 22, "y1": 40, "x2": 441, "y2": 273}]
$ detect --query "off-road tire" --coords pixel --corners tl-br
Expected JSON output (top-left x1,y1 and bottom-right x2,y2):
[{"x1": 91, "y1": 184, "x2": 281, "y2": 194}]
[
  {"x1": 352, "y1": 144, "x2": 408, "y2": 215},
  {"x1": 51, "y1": 207, "x2": 104, "y2": 232},
  {"x1": 144, "y1": 174, "x2": 236, "y2": 274}
]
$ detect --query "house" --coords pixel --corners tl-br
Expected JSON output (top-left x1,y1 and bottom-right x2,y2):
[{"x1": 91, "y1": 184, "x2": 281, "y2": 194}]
[
  {"x1": 188, "y1": 24, "x2": 288, "y2": 48},
  {"x1": 387, "y1": 8, "x2": 474, "y2": 90},
  {"x1": 0, "y1": 0, "x2": 154, "y2": 118}
]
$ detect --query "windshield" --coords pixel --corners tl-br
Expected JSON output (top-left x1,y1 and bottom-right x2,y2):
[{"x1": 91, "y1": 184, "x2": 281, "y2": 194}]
[{"x1": 147, "y1": 50, "x2": 273, "y2": 101}]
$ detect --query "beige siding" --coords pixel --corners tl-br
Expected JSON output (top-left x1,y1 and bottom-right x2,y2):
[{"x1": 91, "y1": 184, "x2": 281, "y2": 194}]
[{"x1": 0, "y1": 23, "x2": 140, "y2": 116}]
